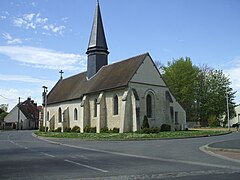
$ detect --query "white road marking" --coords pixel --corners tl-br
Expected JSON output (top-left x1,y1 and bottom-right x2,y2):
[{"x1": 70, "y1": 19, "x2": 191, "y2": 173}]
[
  {"x1": 38, "y1": 137, "x2": 240, "y2": 171},
  {"x1": 40, "y1": 152, "x2": 55, "y2": 158},
  {"x1": 64, "y1": 159, "x2": 108, "y2": 173}
]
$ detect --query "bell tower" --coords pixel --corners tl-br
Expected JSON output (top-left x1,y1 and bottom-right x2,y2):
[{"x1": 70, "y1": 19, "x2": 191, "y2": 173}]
[{"x1": 86, "y1": 0, "x2": 109, "y2": 79}]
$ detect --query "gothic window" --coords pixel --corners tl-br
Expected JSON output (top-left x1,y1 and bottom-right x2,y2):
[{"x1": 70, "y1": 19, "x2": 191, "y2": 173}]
[
  {"x1": 146, "y1": 94, "x2": 152, "y2": 118},
  {"x1": 113, "y1": 95, "x2": 118, "y2": 115},
  {"x1": 175, "y1": 112, "x2": 179, "y2": 125},
  {"x1": 58, "y1": 107, "x2": 62, "y2": 122},
  {"x1": 74, "y1": 108, "x2": 78, "y2": 121},
  {"x1": 94, "y1": 98, "x2": 97, "y2": 117},
  {"x1": 47, "y1": 111, "x2": 49, "y2": 121}
]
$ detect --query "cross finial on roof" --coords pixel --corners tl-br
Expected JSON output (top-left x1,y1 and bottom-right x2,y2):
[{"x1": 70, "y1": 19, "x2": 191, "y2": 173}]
[{"x1": 59, "y1": 70, "x2": 64, "y2": 79}]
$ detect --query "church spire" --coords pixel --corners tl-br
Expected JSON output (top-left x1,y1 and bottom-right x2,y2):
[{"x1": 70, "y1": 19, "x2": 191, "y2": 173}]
[{"x1": 86, "y1": 0, "x2": 109, "y2": 79}]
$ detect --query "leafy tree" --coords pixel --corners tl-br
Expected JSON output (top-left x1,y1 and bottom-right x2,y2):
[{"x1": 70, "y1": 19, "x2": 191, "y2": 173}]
[
  {"x1": 161, "y1": 58, "x2": 236, "y2": 126},
  {"x1": 0, "y1": 108, "x2": 8, "y2": 121},
  {"x1": 196, "y1": 67, "x2": 236, "y2": 126},
  {"x1": 162, "y1": 57, "x2": 199, "y2": 121}
]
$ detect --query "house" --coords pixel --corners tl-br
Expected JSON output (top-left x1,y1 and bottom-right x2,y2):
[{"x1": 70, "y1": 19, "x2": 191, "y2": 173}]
[
  {"x1": 4, "y1": 97, "x2": 39, "y2": 130},
  {"x1": 44, "y1": 1, "x2": 186, "y2": 133},
  {"x1": 230, "y1": 105, "x2": 240, "y2": 126}
]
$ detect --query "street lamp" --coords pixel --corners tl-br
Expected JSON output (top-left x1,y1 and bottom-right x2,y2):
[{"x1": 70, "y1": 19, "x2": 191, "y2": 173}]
[
  {"x1": 226, "y1": 88, "x2": 230, "y2": 131},
  {"x1": 42, "y1": 86, "x2": 48, "y2": 132}
]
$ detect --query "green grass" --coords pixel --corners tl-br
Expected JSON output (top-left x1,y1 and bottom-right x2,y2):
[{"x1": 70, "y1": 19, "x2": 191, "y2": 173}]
[{"x1": 35, "y1": 130, "x2": 229, "y2": 141}]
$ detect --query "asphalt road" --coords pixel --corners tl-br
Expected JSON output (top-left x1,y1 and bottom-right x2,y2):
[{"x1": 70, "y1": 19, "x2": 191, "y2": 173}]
[{"x1": 0, "y1": 130, "x2": 239, "y2": 180}]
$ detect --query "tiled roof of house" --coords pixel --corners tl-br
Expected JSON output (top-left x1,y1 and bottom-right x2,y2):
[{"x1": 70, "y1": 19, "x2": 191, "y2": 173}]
[
  {"x1": 47, "y1": 53, "x2": 148, "y2": 105},
  {"x1": 19, "y1": 98, "x2": 39, "y2": 120}
]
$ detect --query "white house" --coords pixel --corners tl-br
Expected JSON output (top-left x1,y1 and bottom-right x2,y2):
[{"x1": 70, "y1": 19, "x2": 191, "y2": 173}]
[
  {"x1": 4, "y1": 98, "x2": 39, "y2": 130},
  {"x1": 230, "y1": 105, "x2": 240, "y2": 126}
]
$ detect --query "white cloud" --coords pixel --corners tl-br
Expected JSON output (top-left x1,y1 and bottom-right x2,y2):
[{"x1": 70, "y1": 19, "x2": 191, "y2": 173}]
[
  {"x1": 13, "y1": 13, "x2": 67, "y2": 35},
  {"x1": 0, "y1": 45, "x2": 86, "y2": 72},
  {"x1": 0, "y1": 74, "x2": 54, "y2": 85},
  {"x1": 23, "y1": 13, "x2": 35, "y2": 21},
  {"x1": 30, "y1": 2, "x2": 37, "y2": 7},
  {"x1": 0, "y1": 15, "x2": 6, "y2": 19},
  {"x1": 2, "y1": 32, "x2": 23, "y2": 44},
  {"x1": 43, "y1": 24, "x2": 66, "y2": 35},
  {"x1": 61, "y1": 17, "x2": 68, "y2": 23}
]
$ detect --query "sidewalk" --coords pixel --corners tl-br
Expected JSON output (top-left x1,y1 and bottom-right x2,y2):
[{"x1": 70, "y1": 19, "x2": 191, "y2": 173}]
[{"x1": 204, "y1": 134, "x2": 240, "y2": 161}]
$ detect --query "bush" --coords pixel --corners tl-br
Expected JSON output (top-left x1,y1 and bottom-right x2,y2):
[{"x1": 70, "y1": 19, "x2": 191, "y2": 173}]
[
  {"x1": 100, "y1": 127, "x2": 109, "y2": 133},
  {"x1": 110, "y1": 127, "x2": 119, "y2": 133},
  {"x1": 137, "y1": 127, "x2": 160, "y2": 134},
  {"x1": 84, "y1": 125, "x2": 91, "y2": 133},
  {"x1": 71, "y1": 126, "x2": 80, "y2": 133},
  {"x1": 39, "y1": 126, "x2": 48, "y2": 132},
  {"x1": 63, "y1": 127, "x2": 71, "y2": 132},
  {"x1": 90, "y1": 127, "x2": 96, "y2": 133},
  {"x1": 141, "y1": 115, "x2": 149, "y2": 129},
  {"x1": 55, "y1": 127, "x2": 62, "y2": 132},
  {"x1": 161, "y1": 124, "x2": 171, "y2": 131},
  {"x1": 84, "y1": 125, "x2": 96, "y2": 133},
  {"x1": 208, "y1": 115, "x2": 219, "y2": 127}
]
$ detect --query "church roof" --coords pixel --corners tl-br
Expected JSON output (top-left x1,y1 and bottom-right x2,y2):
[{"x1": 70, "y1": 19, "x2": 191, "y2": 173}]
[{"x1": 47, "y1": 53, "x2": 149, "y2": 105}]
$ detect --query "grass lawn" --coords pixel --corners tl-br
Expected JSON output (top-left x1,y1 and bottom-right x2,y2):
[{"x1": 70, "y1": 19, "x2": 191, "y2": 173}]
[{"x1": 35, "y1": 129, "x2": 230, "y2": 141}]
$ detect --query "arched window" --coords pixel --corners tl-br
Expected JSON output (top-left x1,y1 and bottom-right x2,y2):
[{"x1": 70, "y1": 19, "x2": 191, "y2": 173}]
[
  {"x1": 113, "y1": 95, "x2": 118, "y2": 115},
  {"x1": 47, "y1": 111, "x2": 50, "y2": 121},
  {"x1": 146, "y1": 94, "x2": 152, "y2": 118},
  {"x1": 74, "y1": 108, "x2": 78, "y2": 121},
  {"x1": 58, "y1": 107, "x2": 62, "y2": 122},
  {"x1": 94, "y1": 98, "x2": 97, "y2": 117}
]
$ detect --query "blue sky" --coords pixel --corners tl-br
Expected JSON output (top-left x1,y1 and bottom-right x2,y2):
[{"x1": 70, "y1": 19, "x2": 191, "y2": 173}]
[{"x1": 0, "y1": 0, "x2": 240, "y2": 111}]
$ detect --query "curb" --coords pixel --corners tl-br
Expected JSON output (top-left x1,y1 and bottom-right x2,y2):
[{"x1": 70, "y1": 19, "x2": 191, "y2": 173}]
[
  {"x1": 203, "y1": 143, "x2": 240, "y2": 153},
  {"x1": 32, "y1": 131, "x2": 232, "y2": 142},
  {"x1": 200, "y1": 144, "x2": 240, "y2": 164}
]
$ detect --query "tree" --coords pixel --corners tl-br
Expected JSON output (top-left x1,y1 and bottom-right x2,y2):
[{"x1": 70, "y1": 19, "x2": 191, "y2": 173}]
[
  {"x1": 162, "y1": 57, "x2": 199, "y2": 121},
  {"x1": 0, "y1": 108, "x2": 8, "y2": 122},
  {"x1": 196, "y1": 67, "x2": 236, "y2": 126},
  {"x1": 161, "y1": 58, "x2": 236, "y2": 126}
]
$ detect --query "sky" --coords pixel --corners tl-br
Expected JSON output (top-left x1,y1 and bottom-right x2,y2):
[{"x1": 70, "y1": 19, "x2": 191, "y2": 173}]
[{"x1": 0, "y1": 0, "x2": 240, "y2": 112}]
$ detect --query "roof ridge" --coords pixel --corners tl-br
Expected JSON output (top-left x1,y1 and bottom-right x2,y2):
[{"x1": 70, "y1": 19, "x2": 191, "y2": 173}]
[{"x1": 103, "y1": 52, "x2": 149, "y2": 68}]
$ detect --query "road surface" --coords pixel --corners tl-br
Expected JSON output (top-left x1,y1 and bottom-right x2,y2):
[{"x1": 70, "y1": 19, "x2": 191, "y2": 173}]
[{"x1": 0, "y1": 130, "x2": 239, "y2": 179}]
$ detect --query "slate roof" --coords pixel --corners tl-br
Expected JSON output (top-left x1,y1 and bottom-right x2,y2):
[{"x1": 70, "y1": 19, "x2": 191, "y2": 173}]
[
  {"x1": 87, "y1": 0, "x2": 108, "y2": 53},
  {"x1": 47, "y1": 53, "x2": 149, "y2": 105}
]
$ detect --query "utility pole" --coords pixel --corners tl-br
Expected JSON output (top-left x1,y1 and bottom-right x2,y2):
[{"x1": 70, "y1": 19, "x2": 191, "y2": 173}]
[
  {"x1": 226, "y1": 88, "x2": 230, "y2": 131},
  {"x1": 17, "y1": 97, "x2": 20, "y2": 130},
  {"x1": 42, "y1": 86, "x2": 48, "y2": 132}
]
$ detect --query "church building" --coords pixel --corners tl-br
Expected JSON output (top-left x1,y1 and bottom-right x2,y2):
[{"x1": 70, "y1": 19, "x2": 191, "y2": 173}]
[{"x1": 45, "y1": 2, "x2": 186, "y2": 133}]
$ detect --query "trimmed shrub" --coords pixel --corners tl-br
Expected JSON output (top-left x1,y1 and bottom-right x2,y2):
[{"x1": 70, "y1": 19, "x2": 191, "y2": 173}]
[
  {"x1": 84, "y1": 125, "x2": 91, "y2": 133},
  {"x1": 100, "y1": 127, "x2": 109, "y2": 133},
  {"x1": 64, "y1": 127, "x2": 71, "y2": 132},
  {"x1": 71, "y1": 126, "x2": 80, "y2": 133},
  {"x1": 110, "y1": 127, "x2": 120, "y2": 133},
  {"x1": 90, "y1": 127, "x2": 96, "y2": 133},
  {"x1": 39, "y1": 126, "x2": 48, "y2": 132},
  {"x1": 141, "y1": 115, "x2": 149, "y2": 129},
  {"x1": 84, "y1": 125, "x2": 96, "y2": 133},
  {"x1": 55, "y1": 127, "x2": 62, "y2": 132},
  {"x1": 161, "y1": 124, "x2": 171, "y2": 131}
]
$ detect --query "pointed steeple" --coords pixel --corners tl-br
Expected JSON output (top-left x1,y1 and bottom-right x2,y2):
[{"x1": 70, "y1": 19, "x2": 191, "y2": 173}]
[{"x1": 86, "y1": 0, "x2": 109, "y2": 79}]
